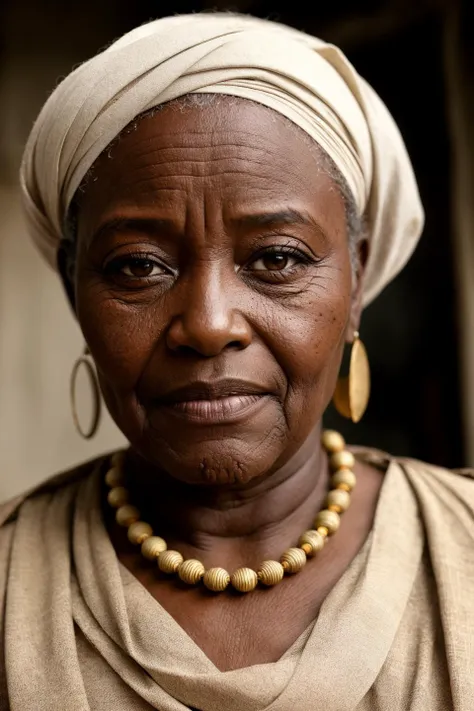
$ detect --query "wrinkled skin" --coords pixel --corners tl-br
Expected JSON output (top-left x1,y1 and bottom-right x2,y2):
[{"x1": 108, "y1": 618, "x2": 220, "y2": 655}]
[
  {"x1": 59, "y1": 98, "x2": 381, "y2": 672},
  {"x1": 63, "y1": 99, "x2": 361, "y2": 485}
]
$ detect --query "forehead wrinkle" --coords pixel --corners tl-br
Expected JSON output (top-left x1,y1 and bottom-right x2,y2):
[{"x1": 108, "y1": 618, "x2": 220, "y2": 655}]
[
  {"x1": 113, "y1": 137, "x2": 287, "y2": 159},
  {"x1": 105, "y1": 138, "x2": 284, "y2": 175},
  {"x1": 87, "y1": 152, "x2": 325, "y2": 233},
  {"x1": 112, "y1": 124, "x2": 295, "y2": 151},
  {"x1": 104, "y1": 160, "x2": 301, "y2": 190},
  {"x1": 81, "y1": 186, "x2": 187, "y2": 237},
  {"x1": 99, "y1": 150, "x2": 314, "y2": 200},
  {"x1": 95, "y1": 123, "x2": 324, "y2": 182},
  {"x1": 86, "y1": 117, "x2": 339, "y2": 232},
  {"x1": 107, "y1": 143, "x2": 302, "y2": 174},
  {"x1": 102, "y1": 174, "x2": 307, "y2": 212},
  {"x1": 118, "y1": 155, "x2": 289, "y2": 175},
  {"x1": 103, "y1": 132, "x2": 320, "y2": 182}
]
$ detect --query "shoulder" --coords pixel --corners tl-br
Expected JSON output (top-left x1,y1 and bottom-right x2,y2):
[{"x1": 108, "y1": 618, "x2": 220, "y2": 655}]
[
  {"x1": 0, "y1": 454, "x2": 112, "y2": 607},
  {"x1": 0, "y1": 453, "x2": 114, "y2": 529},
  {"x1": 356, "y1": 445, "x2": 474, "y2": 532},
  {"x1": 397, "y1": 455, "x2": 474, "y2": 505},
  {"x1": 381, "y1": 450, "x2": 474, "y2": 565},
  {"x1": 356, "y1": 445, "x2": 474, "y2": 495},
  {"x1": 398, "y1": 457, "x2": 474, "y2": 542}
]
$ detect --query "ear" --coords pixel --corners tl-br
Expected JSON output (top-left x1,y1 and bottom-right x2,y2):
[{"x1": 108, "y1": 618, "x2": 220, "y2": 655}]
[
  {"x1": 57, "y1": 239, "x2": 77, "y2": 315},
  {"x1": 347, "y1": 238, "x2": 369, "y2": 341}
]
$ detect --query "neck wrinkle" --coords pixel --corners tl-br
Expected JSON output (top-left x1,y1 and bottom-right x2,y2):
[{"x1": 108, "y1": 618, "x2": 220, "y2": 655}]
[{"x1": 119, "y1": 425, "x2": 329, "y2": 565}]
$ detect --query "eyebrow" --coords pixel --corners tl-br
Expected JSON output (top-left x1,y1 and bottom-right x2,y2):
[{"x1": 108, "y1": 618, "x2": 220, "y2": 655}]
[
  {"x1": 91, "y1": 208, "x2": 326, "y2": 243},
  {"x1": 231, "y1": 209, "x2": 327, "y2": 235},
  {"x1": 91, "y1": 217, "x2": 180, "y2": 243}
]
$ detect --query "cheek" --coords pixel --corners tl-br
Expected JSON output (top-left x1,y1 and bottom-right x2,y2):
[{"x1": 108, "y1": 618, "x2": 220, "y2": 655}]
[
  {"x1": 262, "y1": 269, "x2": 351, "y2": 419},
  {"x1": 75, "y1": 280, "x2": 162, "y2": 392},
  {"x1": 76, "y1": 287, "x2": 166, "y2": 443},
  {"x1": 75, "y1": 249, "x2": 352, "y2": 439}
]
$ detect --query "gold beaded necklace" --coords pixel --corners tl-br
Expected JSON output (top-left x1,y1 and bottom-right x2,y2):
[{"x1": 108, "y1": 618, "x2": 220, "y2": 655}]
[{"x1": 105, "y1": 429, "x2": 356, "y2": 593}]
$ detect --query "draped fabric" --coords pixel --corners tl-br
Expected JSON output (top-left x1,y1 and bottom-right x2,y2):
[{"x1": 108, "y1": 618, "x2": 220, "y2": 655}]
[
  {"x1": 19, "y1": 13, "x2": 424, "y2": 306},
  {"x1": 1, "y1": 451, "x2": 473, "y2": 710}
]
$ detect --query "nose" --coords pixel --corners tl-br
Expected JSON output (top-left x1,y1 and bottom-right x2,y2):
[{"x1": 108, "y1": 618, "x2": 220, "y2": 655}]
[{"x1": 166, "y1": 267, "x2": 252, "y2": 357}]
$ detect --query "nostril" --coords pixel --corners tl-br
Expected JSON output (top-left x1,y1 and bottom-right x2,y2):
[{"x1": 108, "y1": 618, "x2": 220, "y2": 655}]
[
  {"x1": 174, "y1": 344, "x2": 202, "y2": 358},
  {"x1": 166, "y1": 310, "x2": 252, "y2": 357},
  {"x1": 172, "y1": 340, "x2": 247, "y2": 358}
]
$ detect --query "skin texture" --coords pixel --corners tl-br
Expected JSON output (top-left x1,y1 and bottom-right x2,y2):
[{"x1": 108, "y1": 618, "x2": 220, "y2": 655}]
[{"x1": 59, "y1": 98, "x2": 383, "y2": 671}]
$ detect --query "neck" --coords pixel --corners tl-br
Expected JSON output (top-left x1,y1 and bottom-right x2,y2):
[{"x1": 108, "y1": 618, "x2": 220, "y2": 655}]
[{"x1": 120, "y1": 425, "x2": 329, "y2": 570}]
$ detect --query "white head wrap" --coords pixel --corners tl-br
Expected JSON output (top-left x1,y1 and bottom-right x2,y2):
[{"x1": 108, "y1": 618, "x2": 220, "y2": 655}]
[{"x1": 20, "y1": 13, "x2": 423, "y2": 305}]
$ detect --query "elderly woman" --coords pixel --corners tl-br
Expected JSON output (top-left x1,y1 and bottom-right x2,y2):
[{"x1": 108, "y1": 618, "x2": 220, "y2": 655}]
[{"x1": 1, "y1": 12, "x2": 473, "y2": 711}]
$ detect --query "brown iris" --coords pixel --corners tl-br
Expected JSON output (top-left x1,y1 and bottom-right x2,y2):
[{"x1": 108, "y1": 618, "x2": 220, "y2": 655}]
[
  {"x1": 124, "y1": 259, "x2": 155, "y2": 277},
  {"x1": 259, "y1": 253, "x2": 289, "y2": 271}
]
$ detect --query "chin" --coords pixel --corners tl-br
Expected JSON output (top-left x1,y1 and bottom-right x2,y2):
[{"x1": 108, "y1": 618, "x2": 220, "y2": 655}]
[
  {"x1": 114, "y1": 395, "x2": 287, "y2": 485},
  {"x1": 136, "y1": 431, "x2": 281, "y2": 487},
  {"x1": 107, "y1": 392, "x2": 292, "y2": 486}
]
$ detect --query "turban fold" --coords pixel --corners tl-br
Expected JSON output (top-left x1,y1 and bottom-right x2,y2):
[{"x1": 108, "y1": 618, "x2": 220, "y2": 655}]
[{"x1": 20, "y1": 13, "x2": 424, "y2": 305}]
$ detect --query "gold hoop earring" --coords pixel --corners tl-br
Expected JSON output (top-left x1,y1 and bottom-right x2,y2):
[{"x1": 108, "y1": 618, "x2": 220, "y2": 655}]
[
  {"x1": 333, "y1": 331, "x2": 370, "y2": 423},
  {"x1": 70, "y1": 346, "x2": 101, "y2": 439}
]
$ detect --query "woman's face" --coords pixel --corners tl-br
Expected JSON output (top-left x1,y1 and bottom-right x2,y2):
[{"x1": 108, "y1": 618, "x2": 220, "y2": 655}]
[{"x1": 68, "y1": 98, "x2": 362, "y2": 485}]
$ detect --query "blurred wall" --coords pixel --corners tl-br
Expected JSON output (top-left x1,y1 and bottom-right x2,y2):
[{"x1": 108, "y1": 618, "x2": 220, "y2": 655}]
[
  {"x1": 444, "y1": 1, "x2": 474, "y2": 470},
  {"x1": 0, "y1": 2, "x2": 127, "y2": 501}
]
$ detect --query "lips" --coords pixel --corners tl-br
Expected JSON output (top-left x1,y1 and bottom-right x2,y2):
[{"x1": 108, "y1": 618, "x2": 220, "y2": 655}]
[
  {"x1": 153, "y1": 379, "x2": 271, "y2": 424},
  {"x1": 157, "y1": 378, "x2": 269, "y2": 404}
]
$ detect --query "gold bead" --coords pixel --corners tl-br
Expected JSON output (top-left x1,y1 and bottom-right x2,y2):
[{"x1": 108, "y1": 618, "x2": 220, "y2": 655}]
[
  {"x1": 116, "y1": 504, "x2": 140, "y2": 527},
  {"x1": 317, "y1": 526, "x2": 329, "y2": 538},
  {"x1": 105, "y1": 466, "x2": 123, "y2": 488},
  {"x1": 331, "y1": 468, "x2": 357, "y2": 492},
  {"x1": 111, "y1": 451, "x2": 125, "y2": 468},
  {"x1": 326, "y1": 489, "x2": 351, "y2": 513},
  {"x1": 231, "y1": 567, "x2": 258, "y2": 593},
  {"x1": 321, "y1": 430, "x2": 345, "y2": 453},
  {"x1": 158, "y1": 550, "x2": 183, "y2": 574},
  {"x1": 298, "y1": 529, "x2": 325, "y2": 557},
  {"x1": 315, "y1": 509, "x2": 340, "y2": 535},
  {"x1": 203, "y1": 567, "x2": 231, "y2": 592},
  {"x1": 141, "y1": 536, "x2": 167, "y2": 560},
  {"x1": 128, "y1": 521, "x2": 153, "y2": 545},
  {"x1": 280, "y1": 547, "x2": 307, "y2": 574},
  {"x1": 178, "y1": 559, "x2": 205, "y2": 585},
  {"x1": 257, "y1": 560, "x2": 284, "y2": 586},
  {"x1": 329, "y1": 450, "x2": 355, "y2": 471},
  {"x1": 107, "y1": 486, "x2": 129, "y2": 508}
]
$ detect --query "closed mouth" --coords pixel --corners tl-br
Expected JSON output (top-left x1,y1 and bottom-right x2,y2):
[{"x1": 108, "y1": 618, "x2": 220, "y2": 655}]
[
  {"x1": 156, "y1": 379, "x2": 270, "y2": 405},
  {"x1": 154, "y1": 379, "x2": 271, "y2": 424}
]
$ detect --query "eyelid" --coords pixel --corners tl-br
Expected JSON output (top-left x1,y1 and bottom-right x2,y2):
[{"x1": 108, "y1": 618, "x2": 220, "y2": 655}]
[
  {"x1": 248, "y1": 232, "x2": 323, "y2": 259},
  {"x1": 104, "y1": 251, "x2": 174, "y2": 275},
  {"x1": 247, "y1": 244, "x2": 317, "y2": 264}
]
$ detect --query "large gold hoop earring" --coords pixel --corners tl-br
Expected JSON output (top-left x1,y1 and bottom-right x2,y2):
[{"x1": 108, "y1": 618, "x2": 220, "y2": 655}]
[
  {"x1": 70, "y1": 346, "x2": 102, "y2": 439},
  {"x1": 333, "y1": 332, "x2": 371, "y2": 423}
]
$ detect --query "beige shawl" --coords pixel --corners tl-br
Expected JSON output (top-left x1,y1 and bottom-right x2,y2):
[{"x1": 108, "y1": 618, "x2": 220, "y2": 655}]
[
  {"x1": 19, "y1": 13, "x2": 424, "y2": 306},
  {"x1": 0, "y1": 451, "x2": 473, "y2": 710}
]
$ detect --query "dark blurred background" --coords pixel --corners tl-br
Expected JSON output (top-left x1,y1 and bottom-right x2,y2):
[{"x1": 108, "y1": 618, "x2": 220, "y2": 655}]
[{"x1": 1, "y1": 0, "x2": 473, "y2": 498}]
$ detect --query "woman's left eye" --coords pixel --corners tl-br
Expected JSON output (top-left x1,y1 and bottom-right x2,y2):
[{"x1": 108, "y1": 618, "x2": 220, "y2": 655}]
[{"x1": 247, "y1": 250, "x2": 302, "y2": 272}]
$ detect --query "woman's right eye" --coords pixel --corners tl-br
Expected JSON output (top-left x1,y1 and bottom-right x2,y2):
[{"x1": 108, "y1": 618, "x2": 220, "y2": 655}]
[
  {"x1": 119, "y1": 258, "x2": 165, "y2": 278},
  {"x1": 104, "y1": 255, "x2": 169, "y2": 283}
]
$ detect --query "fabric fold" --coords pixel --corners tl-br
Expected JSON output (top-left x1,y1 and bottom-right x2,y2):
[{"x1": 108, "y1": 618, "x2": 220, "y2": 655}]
[
  {"x1": 0, "y1": 453, "x2": 473, "y2": 709},
  {"x1": 4, "y1": 484, "x2": 90, "y2": 710}
]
